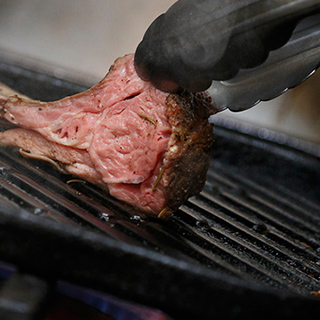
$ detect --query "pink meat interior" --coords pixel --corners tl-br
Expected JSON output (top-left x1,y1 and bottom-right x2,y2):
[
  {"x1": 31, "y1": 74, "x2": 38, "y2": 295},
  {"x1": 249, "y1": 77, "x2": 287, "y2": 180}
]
[{"x1": 1, "y1": 54, "x2": 172, "y2": 214}]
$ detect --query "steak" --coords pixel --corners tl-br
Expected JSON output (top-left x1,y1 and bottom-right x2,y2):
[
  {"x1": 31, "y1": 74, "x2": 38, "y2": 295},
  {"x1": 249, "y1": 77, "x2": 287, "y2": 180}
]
[{"x1": 0, "y1": 54, "x2": 217, "y2": 218}]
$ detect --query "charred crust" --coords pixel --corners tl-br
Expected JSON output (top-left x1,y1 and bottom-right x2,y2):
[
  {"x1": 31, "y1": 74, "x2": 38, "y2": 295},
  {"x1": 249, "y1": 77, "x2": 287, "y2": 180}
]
[{"x1": 162, "y1": 91, "x2": 214, "y2": 212}]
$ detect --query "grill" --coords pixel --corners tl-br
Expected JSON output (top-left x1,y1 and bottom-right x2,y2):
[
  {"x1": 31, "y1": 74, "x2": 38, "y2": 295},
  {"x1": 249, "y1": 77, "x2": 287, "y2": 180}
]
[{"x1": 0, "y1": 52, "x2": 320, "y2": 319}]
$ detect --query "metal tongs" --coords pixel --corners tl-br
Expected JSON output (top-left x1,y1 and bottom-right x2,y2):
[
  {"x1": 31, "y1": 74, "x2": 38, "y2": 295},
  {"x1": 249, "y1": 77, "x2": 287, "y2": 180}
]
[
  {"x1": 135, "y1": 0, "x2": 320, "y2": 112},
  {"x1": 209, "y1": 12, "x2": 320, "y2": 112}
]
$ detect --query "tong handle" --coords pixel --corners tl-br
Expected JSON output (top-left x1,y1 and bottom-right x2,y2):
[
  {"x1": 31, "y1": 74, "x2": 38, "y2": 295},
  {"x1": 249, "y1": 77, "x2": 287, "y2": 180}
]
[{"x1": 208, "y1": 13, "x2": 320, "y2": 112}]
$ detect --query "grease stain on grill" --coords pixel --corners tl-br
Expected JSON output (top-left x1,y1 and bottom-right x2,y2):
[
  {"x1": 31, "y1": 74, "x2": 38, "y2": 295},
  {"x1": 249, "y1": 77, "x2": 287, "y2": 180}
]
[
  {"x1": 100, "y1": 212, "x2": 113, "y2": 222},
  {"x1": 33, "y1": 207, "x2": 46, "y2": 216},
  {"x1": 130, "y1": 215, "x2": 142, "y2": 222},
  {"x1": 252, "y1": 223, "x2": 269, "y2": 235},
  {"x1": 195, "y1": 219, "x2": 213, "y2": 233},
  {"x1": 211, "y1": 185, "x2": 220, "y2": 195},
  {"x1": 0, "y1": 167, "x2": 8, "y2": 178},
  {"x1": 130, "y1": 215, "x2": 145, "y2": 226}
]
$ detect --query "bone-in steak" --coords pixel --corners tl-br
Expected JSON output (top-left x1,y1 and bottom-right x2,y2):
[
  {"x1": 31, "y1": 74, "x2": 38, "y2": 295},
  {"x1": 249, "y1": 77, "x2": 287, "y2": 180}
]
[{"x1": 0, "y1": 54, "x2": 217, "y2": 218}]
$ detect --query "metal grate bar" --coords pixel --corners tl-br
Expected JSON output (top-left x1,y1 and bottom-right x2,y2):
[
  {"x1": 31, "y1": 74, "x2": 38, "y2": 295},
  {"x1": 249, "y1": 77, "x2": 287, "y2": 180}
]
[
  {"x1": 177, "y1": 201, "x2": 320, "y2": 293},
  {"x1": 192, "y1": 195, "x2": 320, "y2": 282},
  {"x1": 194, "y1": 191, "x2": 320, "y2": 271},
  {"x1": 219, "y1": 191, "x2": 320, "y2": 246},
  {"x1": 170, "y1": 212, "x2": 287, "y2": 287},
  {"x1": 202, "y1": 188, "x2": 320, "y2": 260},
  {"x1": 145, "y1": 222, "x2": 234, "y2": 271},
  {"x1": 206, "y1": 170, "x2": 320, "y2": 246},
  {"x1": 172, "y1": 207, "x2": 300, "y2": 291},
  {"x1": 0, "y1": 152, "x2": 135, "y2": 242},
  {"x1": 0, "y1": 171, "x2": 77, "y2": 228},
  {"x1": 221, "y1": 192, "x2": 320, "y2": 266},
  {"x1": 208, "y1": 169, "x2": 320, "y2": 223}
]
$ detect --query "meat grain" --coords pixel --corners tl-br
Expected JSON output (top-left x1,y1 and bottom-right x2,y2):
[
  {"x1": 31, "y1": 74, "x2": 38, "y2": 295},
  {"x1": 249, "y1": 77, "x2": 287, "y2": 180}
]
[{"x1": 0, "y1": 54, "x2": 217, "y2": 218}]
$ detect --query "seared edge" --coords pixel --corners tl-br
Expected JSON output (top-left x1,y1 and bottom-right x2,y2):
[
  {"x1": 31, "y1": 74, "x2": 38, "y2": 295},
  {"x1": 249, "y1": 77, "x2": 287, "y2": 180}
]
[{"x1": 159, "y1": 91, "x2": 215, "y2": 218}]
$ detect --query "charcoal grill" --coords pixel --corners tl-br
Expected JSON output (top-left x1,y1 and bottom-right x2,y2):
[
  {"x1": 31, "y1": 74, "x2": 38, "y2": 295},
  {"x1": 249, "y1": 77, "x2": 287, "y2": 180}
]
[{"x1": 0, "y1": 51, "x2": 320, "y2": 320}]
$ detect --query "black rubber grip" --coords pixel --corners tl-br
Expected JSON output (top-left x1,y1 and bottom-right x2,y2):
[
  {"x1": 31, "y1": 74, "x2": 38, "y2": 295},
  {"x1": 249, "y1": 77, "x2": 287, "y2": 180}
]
[{"x1": 135, "y1": 0, "x2": 320, "y2": 92}]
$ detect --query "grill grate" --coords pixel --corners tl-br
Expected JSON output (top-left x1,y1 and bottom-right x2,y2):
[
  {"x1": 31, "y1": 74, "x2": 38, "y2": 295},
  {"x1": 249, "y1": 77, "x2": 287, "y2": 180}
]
[
  {"x1": 0, "y1": 127, "x2": 320, "y2": 294},
  {"x1": 0, "y1": 56, "x2": 320, "y2": 319},
  {"x1": 1, "y1": 123, "x2": 320, "y2": 295}
]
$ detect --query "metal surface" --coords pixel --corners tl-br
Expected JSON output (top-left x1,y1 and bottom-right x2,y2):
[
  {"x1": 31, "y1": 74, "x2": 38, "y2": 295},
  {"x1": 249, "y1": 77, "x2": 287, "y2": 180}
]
[
  {"x1": 209, "y1": 13, "x2": 320, "y2": 111},
  {"x1": 0, "y1": 56, "x2": 320, "y2": 319}
]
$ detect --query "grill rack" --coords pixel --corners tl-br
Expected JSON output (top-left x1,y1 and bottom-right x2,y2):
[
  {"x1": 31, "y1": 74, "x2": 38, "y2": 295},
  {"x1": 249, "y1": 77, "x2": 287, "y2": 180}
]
[{"x1": 0, "y1": 55, "x2": 320, "y2": 319}]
